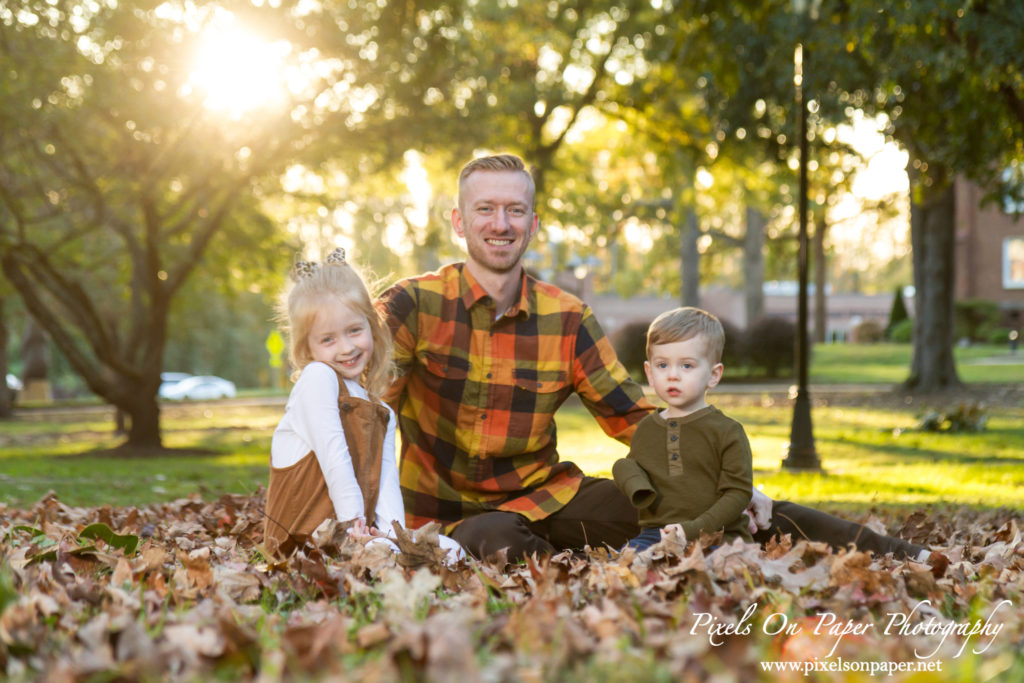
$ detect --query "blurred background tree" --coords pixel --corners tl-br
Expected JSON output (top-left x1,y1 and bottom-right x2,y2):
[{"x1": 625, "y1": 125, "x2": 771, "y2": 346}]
[
  {"x1": 815, "y1": 0, "x2": 1024, "y2": 391},
  {"x1": 1, "y1": 0, "x2": 1021, "y2": 445},
  {"x1": 0, "y1": 0, "x2": 461, "y2": 447}
]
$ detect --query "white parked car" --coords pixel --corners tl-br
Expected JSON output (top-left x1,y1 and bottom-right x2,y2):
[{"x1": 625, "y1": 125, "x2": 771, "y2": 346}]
[
  {"x1": 159, "y1": 372, "x2": 192, "y2": 396},
  {"x1": 159, "y1": 375, "x2": 236, "y2": 401},
  {"x1": 6, "y1": 373, "x2": 22, "y2": 399}
]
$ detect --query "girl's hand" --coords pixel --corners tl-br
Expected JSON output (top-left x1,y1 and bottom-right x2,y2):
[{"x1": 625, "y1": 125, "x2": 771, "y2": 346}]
[{"x1": 348, "y1": 518, "x2": 371, "y2": 539}]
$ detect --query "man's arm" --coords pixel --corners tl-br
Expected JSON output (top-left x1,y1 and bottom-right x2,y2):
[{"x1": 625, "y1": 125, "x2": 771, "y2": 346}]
[
  {"x1": 571, "y1": 306, "x2": 654, "y2": 443},
  {"x1": 378, "y1": 281, "x2": 418, "y2": 407}
]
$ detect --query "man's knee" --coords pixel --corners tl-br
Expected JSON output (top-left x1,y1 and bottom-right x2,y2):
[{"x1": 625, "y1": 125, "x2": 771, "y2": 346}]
[
  {"x1": 540, "y1": 478, "x2": 639, "y2": 551},
  {"x1": 451, "y1": 511, "x2": 554, "y2": 562}
]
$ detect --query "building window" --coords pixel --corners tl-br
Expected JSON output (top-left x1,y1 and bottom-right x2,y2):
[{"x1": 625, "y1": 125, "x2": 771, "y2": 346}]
[
  {"x1": 1002, "y1": 164, "x2": 1024, "y2": 214},
  {"x1": 1006, "y1": 237, "x2": 1024, "y2": 289}
]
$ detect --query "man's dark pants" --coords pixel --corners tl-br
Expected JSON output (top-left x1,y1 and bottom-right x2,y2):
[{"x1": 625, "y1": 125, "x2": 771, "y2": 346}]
[{"x1": 451, "y1": 477, "x2": 925, "y2": 562}]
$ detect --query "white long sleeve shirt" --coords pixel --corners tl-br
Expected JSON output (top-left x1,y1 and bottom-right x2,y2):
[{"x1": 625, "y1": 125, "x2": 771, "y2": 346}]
[{"x1": 270, "y1": 361, "x2": 406, "y2": 536}]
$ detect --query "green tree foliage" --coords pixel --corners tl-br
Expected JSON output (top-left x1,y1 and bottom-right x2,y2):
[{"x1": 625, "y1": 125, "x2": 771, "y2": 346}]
[
  {"x1": 953, "y1": 299, "x2": 1001, "y2": 343},
  {"x1": 885, "y1": 286, "x2": 910, "y2": 339},
  {"x1": 321, "y1": 1, "x2": 680, "y2": 288},
  {"x1": 606, "y1": 1, "x2": 843, "y2": 314},
  {"x1": 0, "y1": 0, "x2": 456, "y2": 448},
  {"x1": 163, "y1": 283, "x2": 280, "y2": 390},
  {"x1": 818, "y1": 0, "x2": 1024, "y2": 392},
  {"x1": 746, "y1": 315, "x2": 796, "y2": 378},
  {"x1": 403, "y1": 0, "x2": 665, "y2": 205}
]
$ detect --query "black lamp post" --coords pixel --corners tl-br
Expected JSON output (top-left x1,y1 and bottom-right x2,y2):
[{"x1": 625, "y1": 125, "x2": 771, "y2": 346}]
[{"x1": 782, "y1": 12, "x2": 821, "y2": 471}]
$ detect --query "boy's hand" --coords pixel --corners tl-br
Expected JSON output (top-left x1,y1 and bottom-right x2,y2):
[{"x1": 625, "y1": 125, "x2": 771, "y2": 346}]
[{"x1": 747, "y1": 488, "x2": 773, "y2": 532}]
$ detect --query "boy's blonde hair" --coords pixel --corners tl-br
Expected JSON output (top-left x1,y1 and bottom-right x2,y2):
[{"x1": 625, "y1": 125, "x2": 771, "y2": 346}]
[
  {"x1": 646, "y1": 307, "x2": 725, "y2": 364},
  {"x1": 457, "y1": 153, "x2": 536, "y2": 210},
  {"x1": 277, "y1": 252, "x2": 394, "y2": 401}
]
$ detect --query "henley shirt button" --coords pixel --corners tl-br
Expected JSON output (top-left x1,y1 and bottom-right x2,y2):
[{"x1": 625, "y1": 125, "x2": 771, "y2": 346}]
[
  {"x1": 670, "y1": 435, "x2": 678, "y2": 441},
  {"x1": 669, "y1": 421, "x2": 677, "y2": 427},
  {"x1": 671, "y1": 454, "x2": 679, "y2": 460},
  {"x1": 481, "y1": 414, "x2": 486, "y2": 420},
  {"x1": 486, "y1": 372, "x2": 492, "y2": 379}
]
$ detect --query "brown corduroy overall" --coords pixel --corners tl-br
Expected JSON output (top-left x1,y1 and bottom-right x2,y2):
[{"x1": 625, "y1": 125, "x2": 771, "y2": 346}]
[{"x1": 263, "y1": 371, "x2": 391, "y2": 557}]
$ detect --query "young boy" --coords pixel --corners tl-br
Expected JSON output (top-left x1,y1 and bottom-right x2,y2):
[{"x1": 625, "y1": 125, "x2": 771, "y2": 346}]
[{"x1": 612, "y1": 307, "x2": 753, "y2": 551}]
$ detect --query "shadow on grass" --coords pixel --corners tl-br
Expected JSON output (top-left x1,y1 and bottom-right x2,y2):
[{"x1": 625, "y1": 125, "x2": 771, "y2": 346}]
[
  {"x1": 811, "y1": 432, "x2": 1024, "y2": 467},
  {"x1": 56, "y1": 445, "x2": 224, "y2": 459}
]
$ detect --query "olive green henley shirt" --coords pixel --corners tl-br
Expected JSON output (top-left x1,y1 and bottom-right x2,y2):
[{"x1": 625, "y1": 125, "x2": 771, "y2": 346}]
[{"x1": 612, "y1": 405, "x2": 753, "y2": 542}]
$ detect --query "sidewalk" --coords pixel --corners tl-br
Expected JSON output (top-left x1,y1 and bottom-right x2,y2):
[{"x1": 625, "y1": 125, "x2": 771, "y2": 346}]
[{"x1": 716, "y1": 382, "x2": 897, "y2": 394}]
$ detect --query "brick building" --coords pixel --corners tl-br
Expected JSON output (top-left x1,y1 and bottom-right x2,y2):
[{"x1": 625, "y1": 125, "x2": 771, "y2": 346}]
[{"x1": 954, "y1": 178, "x2": 1024, "y2": 324}]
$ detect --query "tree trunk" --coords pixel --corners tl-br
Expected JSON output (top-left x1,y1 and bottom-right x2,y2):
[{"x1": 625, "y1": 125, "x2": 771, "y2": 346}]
[
  {"x1": 21, "y1": 317, "x2": 48, "y2": 379},
  {"x1": 2, "y1": 246, "x2": 167, "y2": 449},
  {"x1": 0, "y1": 296, "x2": 12, "y2": 418},
  {"x1": 21, "y1": 317, "x2": 50, "y2": 401},
  {"x1": 743, "y1": 206, "x2": 766, "y2": 326},
  {"x1": 904, "y1": 173, "x2": 962, "y2": 392},
  {"x1": 680, "y1": 207, "x2": 700, "y2": 307},
  {"x1": 813, "y1": 205, "x2": 828, "y2": 343},
  {"x1": 115, "y1": 395, "x2": 162, "y2": 449}
]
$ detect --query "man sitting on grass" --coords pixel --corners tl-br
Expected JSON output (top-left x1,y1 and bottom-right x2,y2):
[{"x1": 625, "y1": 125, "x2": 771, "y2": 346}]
[{"x1": 380, "y1": 152, "x2": 931, "y2": 564}]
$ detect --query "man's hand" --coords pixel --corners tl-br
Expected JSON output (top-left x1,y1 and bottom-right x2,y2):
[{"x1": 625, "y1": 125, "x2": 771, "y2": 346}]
[
  {"x1": 660, "y1": 523, "x2": 686, "y2": 543},
  {"x1": 747, "y1": 488, "x2": 773, "y2": 534}
]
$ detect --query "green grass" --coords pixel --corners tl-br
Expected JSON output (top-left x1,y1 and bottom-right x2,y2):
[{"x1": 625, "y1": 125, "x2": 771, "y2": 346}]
[
  {"x1": 559, "y1": 393, "x2": 1024, "y2": 512},
  {"x1": 3, "y1": 341, "x2": 1023, "y2": 511},
  {"x1": 0, "y1": 403, "x2": 280, "y2": 508},
  {"x1": 803, "y1": 342, "x2": 1024, "y2": 384},
  {"x1": 3, "y1": 389, "x2": 1022, "y2": 513}
]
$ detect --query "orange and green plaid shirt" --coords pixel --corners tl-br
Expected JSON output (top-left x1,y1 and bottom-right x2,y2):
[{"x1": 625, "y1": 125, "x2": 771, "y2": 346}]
[{"x1": 381, "y1": 262, "x2": 654, "y2": 531}]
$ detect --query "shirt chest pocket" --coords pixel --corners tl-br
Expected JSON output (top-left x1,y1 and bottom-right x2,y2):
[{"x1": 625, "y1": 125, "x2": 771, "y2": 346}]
[
  {"x1": 512, "y1": 369, "x2": 567, "y2": 392},
  {"x1": 420, "y1": 351, "x2": 470, "y2": 402},
  {"x1": 511, "y1": 368, "x2": 569, "y2": 415}
]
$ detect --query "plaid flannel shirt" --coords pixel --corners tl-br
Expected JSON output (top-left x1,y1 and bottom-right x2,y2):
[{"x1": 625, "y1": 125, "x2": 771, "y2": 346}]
[{"x1": 381, "y1": 262, "x2": 653, "y2": 531}]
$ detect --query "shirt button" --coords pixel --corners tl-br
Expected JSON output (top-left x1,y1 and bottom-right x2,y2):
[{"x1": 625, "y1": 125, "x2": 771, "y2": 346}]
[
  {"x1": 481, "y1": 414, "x2": 486, "y2": 420},
  {"x1": 669, "y1": 421, "x2": 677, "y2": 428},
  {"x1": 670, "y1": 435, "x2": 678, "y2": 441},
  {"x1": 671, "y1": 454, "x2": 679, "y2": 460},
  {"x1": 486, "y1": 373, "x2": 492, "y2": 379}
]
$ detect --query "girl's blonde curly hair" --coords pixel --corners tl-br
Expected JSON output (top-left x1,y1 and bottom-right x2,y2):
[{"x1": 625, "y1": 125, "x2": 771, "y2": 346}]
[{"x1": 276, "y1": 251, "x2": 394, "y2": 401}]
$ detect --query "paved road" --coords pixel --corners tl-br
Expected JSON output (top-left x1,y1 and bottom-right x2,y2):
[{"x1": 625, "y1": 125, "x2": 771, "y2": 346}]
[
  {"x1": 11, "y1": 395, "x2": 288, "y2": 419},
  {"x1": 16, "y1": 373, "x2": 1022, "y2": 419}
]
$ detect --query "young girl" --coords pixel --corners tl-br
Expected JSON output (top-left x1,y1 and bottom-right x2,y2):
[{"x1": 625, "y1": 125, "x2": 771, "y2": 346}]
[{"x1": 263, "y1": 248, "x2": 463, "y2": 563}]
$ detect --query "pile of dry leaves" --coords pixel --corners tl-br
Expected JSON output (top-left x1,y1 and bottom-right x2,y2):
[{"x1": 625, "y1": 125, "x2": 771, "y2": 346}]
[{"x1": 2, "y1": 492, "x2": 1022, "y2": 681}]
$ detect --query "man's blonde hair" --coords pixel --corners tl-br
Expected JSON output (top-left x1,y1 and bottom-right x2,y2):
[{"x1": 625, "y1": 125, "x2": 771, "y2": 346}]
[
  {"x1": 276, "y1": 257, "x2": 394, "y2": 401},
  {"x1": 646, "y1": 307, "x2": 725, "y2": 364},
  {"x1": 457, "y1": 153, "x2": 536, "y2": 210}
]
